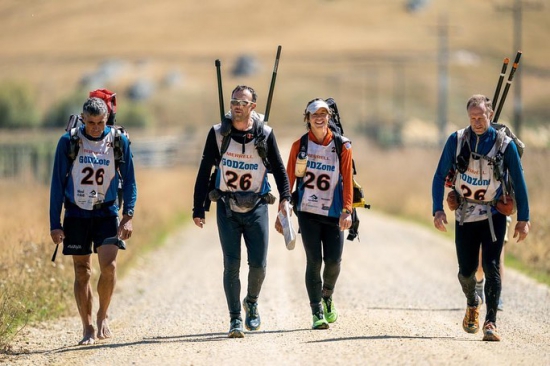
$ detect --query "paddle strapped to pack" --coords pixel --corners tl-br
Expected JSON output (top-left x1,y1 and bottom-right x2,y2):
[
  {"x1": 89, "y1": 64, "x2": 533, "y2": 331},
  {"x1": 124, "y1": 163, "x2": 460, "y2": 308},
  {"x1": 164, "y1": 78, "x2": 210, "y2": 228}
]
[
  {"x1": 294, "y1": 98, "x2": 370, "y2": 241},
  {"x1": 65, "y1": 89, "x2": 130, "y2": 209}
]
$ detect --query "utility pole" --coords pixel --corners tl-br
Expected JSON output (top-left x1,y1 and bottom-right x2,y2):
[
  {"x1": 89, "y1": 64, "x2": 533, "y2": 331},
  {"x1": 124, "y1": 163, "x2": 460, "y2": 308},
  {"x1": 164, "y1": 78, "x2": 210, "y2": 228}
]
[
  {"x1": 436, "y1": 12, "x2": 449, "y2": 147},
  {"x1": 393, "y1": 61, "x2": 405, "y2": 146},
  {"x1": 496, "y1": 0, "x2": 543, "y2": 137}
]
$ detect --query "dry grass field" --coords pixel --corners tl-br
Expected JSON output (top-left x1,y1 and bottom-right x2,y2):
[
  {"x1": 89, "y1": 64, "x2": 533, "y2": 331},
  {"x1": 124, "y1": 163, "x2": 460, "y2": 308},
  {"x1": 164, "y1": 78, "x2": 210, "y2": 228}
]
[
  {"x1": 0, "y1": 0, "x2": 549, "y2": 349},
  {"x1": 0, "y1": 0, "x2": 549, "y2": 133},
  {"x1": 0, "y1": 166, "x2": 197, "y2": 348}
]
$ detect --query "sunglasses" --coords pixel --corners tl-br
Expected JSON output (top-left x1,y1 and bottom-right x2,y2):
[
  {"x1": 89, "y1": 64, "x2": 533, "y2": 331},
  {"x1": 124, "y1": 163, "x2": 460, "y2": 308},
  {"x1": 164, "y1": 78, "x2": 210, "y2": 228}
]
[{"x1": 230, "y1": 99, "x2": 254, "y2": 107}]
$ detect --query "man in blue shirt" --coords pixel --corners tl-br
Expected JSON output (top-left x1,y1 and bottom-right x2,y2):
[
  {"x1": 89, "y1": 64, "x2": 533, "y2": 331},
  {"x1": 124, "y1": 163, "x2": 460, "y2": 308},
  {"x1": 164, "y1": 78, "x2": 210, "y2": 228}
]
[
  {"x1": 432, "y1": 94, "x2": 530, "y2": 342},
  {"x1": 50, "y1": 97, "x2": 137, "y2": 345}
]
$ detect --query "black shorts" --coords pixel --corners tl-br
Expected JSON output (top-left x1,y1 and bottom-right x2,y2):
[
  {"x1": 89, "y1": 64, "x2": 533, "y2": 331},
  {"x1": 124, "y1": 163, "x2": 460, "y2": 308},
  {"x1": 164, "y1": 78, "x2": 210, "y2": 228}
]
[{"x1": 62, "y1": 216, "x2": 125, "y2": 256}]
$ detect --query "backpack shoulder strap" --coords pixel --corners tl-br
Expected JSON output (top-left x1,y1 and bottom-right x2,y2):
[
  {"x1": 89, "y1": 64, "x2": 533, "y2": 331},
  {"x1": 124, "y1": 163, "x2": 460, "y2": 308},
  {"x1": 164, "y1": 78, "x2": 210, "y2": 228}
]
[
  {"x1": 333, "y1": 132, "x2": 343, "y2": 160},
  {"x1": 253, "y1": 119, "x2": 271, "y2": 170},
  {"x1": 455, "y1": 127, "x2": 472, "y2": 168},
  {"x1": 68, "y1": 127, "x2": 80, "y2": 162},
  {"x1": 217, "y1": 119, "x2": 270, "y2": 169},
  {"x1": 299, "y1": 133, "x2": 309, "y2": 156},
  {"x1": 219, "y1": 118, "x2": 233, "y2": 158},
  {"x1": 112, "y1": 127, "x2": 125, "y2": 165},
  {"x1": 332, "y1": 132, "x2": 356, "y2": 175}
]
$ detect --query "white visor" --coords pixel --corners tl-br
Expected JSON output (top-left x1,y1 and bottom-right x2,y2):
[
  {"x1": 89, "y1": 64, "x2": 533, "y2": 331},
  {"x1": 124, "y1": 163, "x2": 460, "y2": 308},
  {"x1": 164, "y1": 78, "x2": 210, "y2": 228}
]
[{"x1": 306, "y1": 100, "x2": 330, "y2": 114}]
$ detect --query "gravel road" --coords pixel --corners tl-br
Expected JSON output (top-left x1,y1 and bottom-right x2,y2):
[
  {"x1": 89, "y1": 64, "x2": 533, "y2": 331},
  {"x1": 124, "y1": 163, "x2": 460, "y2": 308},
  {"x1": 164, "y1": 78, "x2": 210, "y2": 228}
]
[{"x1": 3, "y1": 208, "x2": 549, "y2": 365}]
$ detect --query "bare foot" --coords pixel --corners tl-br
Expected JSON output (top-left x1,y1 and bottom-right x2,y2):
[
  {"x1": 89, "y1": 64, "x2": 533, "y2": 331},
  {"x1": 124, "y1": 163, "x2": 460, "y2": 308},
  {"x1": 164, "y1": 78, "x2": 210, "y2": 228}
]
[
  {"x1": 97, "y1": 316, "x2": 113, "y2": 340},
  {"x1": 78, "y1": 325, "x2": 96, "y2": 345}
]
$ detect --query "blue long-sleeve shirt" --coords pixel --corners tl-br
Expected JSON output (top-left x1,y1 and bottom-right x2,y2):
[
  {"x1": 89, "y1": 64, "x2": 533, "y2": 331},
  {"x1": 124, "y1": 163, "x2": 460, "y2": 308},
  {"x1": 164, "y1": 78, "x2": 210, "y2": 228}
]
[
  {"x1": 432, "y1": 126, "x2": 529, "y2": 222},
  {"x1": 49, "y1": 125, "x2": 137, "y2": 231}
]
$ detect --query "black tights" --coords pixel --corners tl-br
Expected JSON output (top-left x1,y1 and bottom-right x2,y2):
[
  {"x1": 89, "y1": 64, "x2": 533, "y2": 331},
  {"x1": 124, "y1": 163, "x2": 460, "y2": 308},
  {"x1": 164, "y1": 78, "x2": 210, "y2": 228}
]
[
  {"x1": 455, "y1": 213, "x2": 506, "y2": 323},
  {"x1": 297, "y1": 212, "x2": 344, "y2": 313}
]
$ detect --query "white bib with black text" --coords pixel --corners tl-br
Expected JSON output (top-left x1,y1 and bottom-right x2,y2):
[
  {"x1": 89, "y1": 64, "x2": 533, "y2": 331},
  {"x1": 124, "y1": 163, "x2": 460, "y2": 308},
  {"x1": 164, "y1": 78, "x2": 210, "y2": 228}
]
[
  {"x1": 455, "y1": 128, "x2": 511, "y2": 223},
  {"x1": 298, "y1": 140, "x2": 340, "y2": 216},
  {"x1": 215, "y1": 126, "x2": 269, "y2": 213},
  {"x1": 71, "y1": 129, "x2": 117, "y2": 210}
]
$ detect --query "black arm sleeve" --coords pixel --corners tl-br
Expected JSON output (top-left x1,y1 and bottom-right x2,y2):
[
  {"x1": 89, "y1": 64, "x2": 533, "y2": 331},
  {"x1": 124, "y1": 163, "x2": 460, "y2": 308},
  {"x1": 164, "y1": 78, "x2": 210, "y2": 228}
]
[
  {"x1": 192, "y1": 127, "x2": 220, "y2": 218},
  {"x1": 266, "y1": 130, "x2": 291, "y2": 202}
]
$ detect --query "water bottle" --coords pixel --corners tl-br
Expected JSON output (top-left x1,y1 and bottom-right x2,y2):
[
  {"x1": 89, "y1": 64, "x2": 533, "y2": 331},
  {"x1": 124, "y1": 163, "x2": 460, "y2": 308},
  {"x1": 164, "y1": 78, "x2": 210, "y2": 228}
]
[{"x1": 295, "y1": 151, "x2": 308, "y2": 177}]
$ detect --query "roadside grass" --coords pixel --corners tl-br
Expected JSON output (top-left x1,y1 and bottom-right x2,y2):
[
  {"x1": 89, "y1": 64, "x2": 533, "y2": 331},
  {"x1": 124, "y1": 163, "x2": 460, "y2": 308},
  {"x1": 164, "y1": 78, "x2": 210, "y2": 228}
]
[
  {"x1": 351, "y1": 136, "x2": 550, "y2": 285},
  {"x1": 0, "y1": 166, "x2": 196, "y2": 352}
]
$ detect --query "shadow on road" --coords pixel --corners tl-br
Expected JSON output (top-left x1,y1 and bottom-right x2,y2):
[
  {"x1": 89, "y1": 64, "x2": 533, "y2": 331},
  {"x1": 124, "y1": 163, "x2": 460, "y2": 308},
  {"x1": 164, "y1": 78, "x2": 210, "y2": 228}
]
[
  {"x1": 367, "y1": 307, "x2": 462, "y2": 311},
  {"x1": 307, "y1": 335, "x2": 456, "y2": 343}
]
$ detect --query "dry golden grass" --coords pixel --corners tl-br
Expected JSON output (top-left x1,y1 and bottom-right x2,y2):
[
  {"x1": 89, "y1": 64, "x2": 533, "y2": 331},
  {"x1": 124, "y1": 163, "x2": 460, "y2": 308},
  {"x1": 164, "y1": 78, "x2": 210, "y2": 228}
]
[
  {"x1": 0, "y1": 165, "x2": 197, "y2": 347},
  {"x1": 352, "y1": 136, "x2": 549, "y2": 279}
]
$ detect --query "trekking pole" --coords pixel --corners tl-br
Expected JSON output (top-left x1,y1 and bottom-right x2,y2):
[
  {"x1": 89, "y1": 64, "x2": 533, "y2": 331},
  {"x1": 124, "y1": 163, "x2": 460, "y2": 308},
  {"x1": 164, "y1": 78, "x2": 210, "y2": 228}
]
[
  {"x1": 264, "y1": 45, "x2": 282, "y2": 122},
  {"x1": 492, "y1": 57, "x2": 509, "y2": 113},
  {"x1": 493, "y1": 51, "x2": 522, "y2": 123},
  {"x1": 215, "y1": 59, "x2": 225, "y2": 121},
  {"x1": 51, "y1": 244, "x2": 59, "y2": 262}
]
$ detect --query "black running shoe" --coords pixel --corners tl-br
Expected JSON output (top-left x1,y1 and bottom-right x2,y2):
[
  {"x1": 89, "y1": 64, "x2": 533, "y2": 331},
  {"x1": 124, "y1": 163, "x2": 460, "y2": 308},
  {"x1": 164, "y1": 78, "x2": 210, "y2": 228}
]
[
  {"x1": 243, "y1": 298, "x2": 261, "y2": 331},
  {"x1": 228, "y1": 318, "x2": 244, "y2": 338}
]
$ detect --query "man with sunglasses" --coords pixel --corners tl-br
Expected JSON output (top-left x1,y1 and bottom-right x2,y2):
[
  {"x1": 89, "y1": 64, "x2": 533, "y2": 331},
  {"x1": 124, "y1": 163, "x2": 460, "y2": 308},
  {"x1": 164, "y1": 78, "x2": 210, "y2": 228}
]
[{"x1": 192, "y1": 85, "x2": 291, "y2": 338}]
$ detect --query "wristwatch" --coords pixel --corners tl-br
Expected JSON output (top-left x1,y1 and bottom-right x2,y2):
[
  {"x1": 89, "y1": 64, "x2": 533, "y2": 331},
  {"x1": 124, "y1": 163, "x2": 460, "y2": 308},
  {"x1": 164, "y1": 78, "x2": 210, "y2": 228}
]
[
  {"x1": 342, "y1": 208, "x2": 351, "y2": 214},
  {"x1": 124, "y1": 209, "x2": 134, "y2": 217}
]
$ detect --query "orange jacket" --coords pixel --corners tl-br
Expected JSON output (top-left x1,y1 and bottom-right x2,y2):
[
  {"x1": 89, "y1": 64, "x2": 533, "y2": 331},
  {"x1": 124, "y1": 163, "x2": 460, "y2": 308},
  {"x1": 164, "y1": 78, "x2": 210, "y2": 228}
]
[{"x1": 287, "y1": 129, "x2": 353, "y2": 213}]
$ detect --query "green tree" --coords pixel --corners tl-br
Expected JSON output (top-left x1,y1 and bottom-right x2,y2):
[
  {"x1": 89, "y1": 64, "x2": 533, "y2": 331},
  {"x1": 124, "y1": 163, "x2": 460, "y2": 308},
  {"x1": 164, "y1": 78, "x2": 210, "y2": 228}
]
[
  {"x1": 0, "y1": 82, "x2": 40, "y2": 129},
  {"x1": 42, "y1": 90, "x2": 86, "y2": 128}
]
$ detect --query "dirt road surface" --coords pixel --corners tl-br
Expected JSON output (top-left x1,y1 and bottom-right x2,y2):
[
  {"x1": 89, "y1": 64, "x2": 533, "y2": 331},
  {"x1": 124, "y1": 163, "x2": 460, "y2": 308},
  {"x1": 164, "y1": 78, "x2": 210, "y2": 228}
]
[{"x1": 4, "y1": 208, "x2": 549, "y2": 365}]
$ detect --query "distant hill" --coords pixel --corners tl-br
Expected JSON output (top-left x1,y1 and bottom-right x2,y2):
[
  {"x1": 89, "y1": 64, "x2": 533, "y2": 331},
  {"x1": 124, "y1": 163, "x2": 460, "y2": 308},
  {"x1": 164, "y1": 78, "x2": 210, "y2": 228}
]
[{"x1": 0, "y1": 0, "x2": 548, "y2": 134}]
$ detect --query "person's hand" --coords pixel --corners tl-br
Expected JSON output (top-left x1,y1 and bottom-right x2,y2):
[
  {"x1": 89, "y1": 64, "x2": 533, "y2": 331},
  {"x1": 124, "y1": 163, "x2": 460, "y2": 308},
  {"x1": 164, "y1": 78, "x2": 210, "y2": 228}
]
[
  {"x1": 50, "y1": 229, "x2": 65, "y2": 245},
  {"x1": 446, "y1": 190, "x2": 459, "y2": 211},
  {"x1": 118, "y1": 214, "x2": 133, "y2": 240},
  {"x1": 278, "y1": 199, "x2": 291, "y2": 216},
  {"x1": 513, "y1": 220, "x2": 530, "y2": 242},
  {"x1": 433, "y1": 211, "x2": 448, "y2": 232},
  {"x1": 193, "y1": 217, "x2": 205, "y2": 228},
  {"x1": 275, "y1": 216, "x2": 283, "y2": 234},
  {"x1": 339, "y1": 211, "x2": 352, "y2": 231}
]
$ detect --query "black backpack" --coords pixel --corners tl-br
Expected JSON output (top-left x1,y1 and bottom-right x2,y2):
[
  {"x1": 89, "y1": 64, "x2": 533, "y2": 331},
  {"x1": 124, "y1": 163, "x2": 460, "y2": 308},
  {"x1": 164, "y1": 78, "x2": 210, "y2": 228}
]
[
  {"x1": 295, "y1": 98, "x2": 370, "y2": 241},
  {"x1": 203, "y1": 113, "x2": 270, "y2": 212}
]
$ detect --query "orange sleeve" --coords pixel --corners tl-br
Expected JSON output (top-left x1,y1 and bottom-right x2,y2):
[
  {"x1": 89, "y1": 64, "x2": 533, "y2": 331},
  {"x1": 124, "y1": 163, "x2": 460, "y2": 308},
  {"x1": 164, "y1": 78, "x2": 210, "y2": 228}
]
[
  {"x1": 286, "y1": 139, "x2": 302, "y2": 193},
  {"x1": 339, "y1": 140, "x2": 354, "y2": 212}
]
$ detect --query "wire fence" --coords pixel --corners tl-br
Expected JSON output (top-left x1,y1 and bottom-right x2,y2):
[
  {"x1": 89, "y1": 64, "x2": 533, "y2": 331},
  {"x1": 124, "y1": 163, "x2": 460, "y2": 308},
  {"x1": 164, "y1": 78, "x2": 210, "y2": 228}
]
[{"x1": 0, "y1": 133, "x2": 203, "y2": 184}]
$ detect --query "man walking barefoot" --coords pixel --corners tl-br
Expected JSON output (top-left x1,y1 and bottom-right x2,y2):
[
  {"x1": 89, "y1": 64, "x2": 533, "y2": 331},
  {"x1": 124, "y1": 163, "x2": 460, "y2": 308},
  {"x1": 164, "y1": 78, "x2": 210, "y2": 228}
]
[{"x1": 49, "y1": 97, "x2": 137, "y2": 345}]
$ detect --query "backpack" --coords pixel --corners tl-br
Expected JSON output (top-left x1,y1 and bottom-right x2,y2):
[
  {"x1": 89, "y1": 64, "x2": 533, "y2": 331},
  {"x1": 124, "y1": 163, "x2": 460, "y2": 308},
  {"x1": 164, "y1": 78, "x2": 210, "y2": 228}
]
[
  {"x1": 294, "y1": 98, "x2": 370, "y2": 241},
  {"x1": 203, "y1": 111, "x2": 270, "y2": 212},
  {"x1": 218, "y1": 111, "x2": 270, "y2": 171},
  {"x1": 65, "y1": 89, "x2": 129, "y2": 164},
  {"x1": 445, "y1": 122, "x2": 524, "y2": 220},
  {"x1": 65, "y1": 89, "x2": 130, "y2": 208}
]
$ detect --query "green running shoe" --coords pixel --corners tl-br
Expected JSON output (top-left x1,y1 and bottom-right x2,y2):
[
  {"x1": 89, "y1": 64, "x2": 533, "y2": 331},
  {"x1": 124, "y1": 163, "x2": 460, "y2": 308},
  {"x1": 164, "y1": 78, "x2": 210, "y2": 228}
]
[
  {"x1": 322, "y1": 297, "x2": 338, "y2": 323},
  {"x1": 312, "y1": 311, "x2": 329, "y2": 330},
  {"x1": 228, "y1": 318, "x2": 245, "y2": 338}
]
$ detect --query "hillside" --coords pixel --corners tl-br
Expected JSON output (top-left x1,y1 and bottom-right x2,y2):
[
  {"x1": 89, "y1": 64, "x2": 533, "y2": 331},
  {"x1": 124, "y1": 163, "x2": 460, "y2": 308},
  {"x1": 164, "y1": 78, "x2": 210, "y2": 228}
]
[{"x1": 0, "y1": 0, "x2": 549, "y2": 135}]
